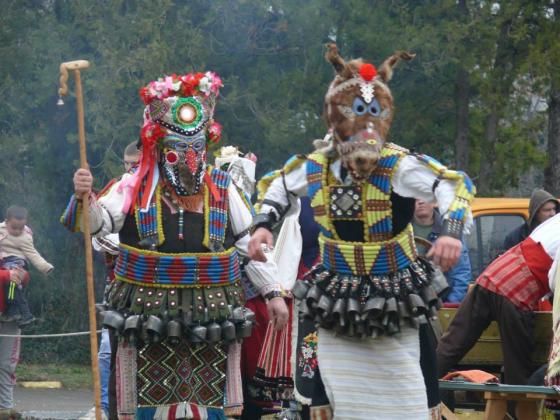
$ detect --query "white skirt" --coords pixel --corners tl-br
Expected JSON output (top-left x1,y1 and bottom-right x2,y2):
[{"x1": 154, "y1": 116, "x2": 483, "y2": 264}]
[{"x1": 317, "y1": 326, "x2": 428, "y2": 419}]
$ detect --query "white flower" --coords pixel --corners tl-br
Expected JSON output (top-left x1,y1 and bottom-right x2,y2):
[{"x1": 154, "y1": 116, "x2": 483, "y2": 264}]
[
  {"x1": 220, "y1": 145, "x2": 239, "y2": 158},
  {"x1": 302, "y1": 346, "x2": 313, "y2": 359},
  {"x1": 198, "y1": 76, "x2": 211, "y2": 94}
]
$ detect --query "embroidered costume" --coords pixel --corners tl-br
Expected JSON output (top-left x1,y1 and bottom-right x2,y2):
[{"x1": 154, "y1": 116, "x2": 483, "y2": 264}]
[
  {"x1": 64, "y1": 72, "x2": 281, "y2": 419},
  {"x1": 253, "y1": 45, "x2": 474, "y2": 419}
]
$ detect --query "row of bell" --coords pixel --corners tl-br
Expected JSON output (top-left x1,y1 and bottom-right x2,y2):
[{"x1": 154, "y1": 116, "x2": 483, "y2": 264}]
[
  {"x1": 293, "y1": 279, "x2": 440, "y2": 338},
  {"x1": 101, "y1": 306, "x2": 255, "y2": 345}
]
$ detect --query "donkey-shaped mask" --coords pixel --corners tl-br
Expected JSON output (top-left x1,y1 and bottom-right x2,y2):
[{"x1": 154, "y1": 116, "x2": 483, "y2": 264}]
[{"x1": 323, "y1": 44, "x2": 415, "y2": 181}]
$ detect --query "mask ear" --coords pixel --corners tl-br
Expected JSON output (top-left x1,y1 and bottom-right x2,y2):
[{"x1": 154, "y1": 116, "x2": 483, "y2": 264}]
[
  {"x1": 325, "y1": 43, "x2": 347, "y2": 75},
  {"x1": 378, "y1": 51, "x2": 415, "y2": 83}
]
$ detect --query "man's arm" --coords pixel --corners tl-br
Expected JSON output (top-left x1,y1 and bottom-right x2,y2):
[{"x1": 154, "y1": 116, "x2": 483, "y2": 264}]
[
  {"x1": 249, "y1": 155, "x2": 308, "y2": 262},
  {"x1": 444, "y1": 240, "x2": 472, "y2": 303},
  {"x1": 393, "y1": 153, "x2": 475, "y2": 271},
  {"x1": 69, "y1": 168, "x2": 129, "y2": 236},
  {"x1": 229, "y1": 184, "x2": 289, "y2": 330}
]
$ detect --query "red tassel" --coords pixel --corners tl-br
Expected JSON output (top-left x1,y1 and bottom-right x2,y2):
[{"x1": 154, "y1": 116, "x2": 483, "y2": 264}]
[{"x1": 204, "y1": 172, "x2": 222, "y2": 202}]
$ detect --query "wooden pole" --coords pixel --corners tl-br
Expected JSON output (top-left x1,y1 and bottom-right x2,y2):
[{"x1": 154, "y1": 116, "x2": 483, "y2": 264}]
[{"x1": 58, "y1": 60, "x2": 102, "y2": 420}]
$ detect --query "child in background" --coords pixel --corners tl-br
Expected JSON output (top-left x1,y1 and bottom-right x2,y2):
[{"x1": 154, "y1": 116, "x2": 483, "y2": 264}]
[{"x1": 0, "y1": 205, "x2": 53, "y2": 325}]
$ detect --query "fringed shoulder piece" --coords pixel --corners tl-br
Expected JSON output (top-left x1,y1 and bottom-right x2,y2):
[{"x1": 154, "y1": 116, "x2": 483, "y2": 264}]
[
  {"x1": 413, "y1": 153, "x2": 476, "y2": 239},
  {"x1": 60, "y1": 194, "x2": 83, "y2": 233},
  {"x1": 255, "y1": 154, "x2": 307, "y2": 213}
]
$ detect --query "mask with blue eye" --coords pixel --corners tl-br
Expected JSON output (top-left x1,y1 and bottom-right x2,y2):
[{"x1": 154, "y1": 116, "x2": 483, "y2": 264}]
[
  {"x1": 160, "y1": 131, "x2": 207, "y2": 195},
  {"x1": 352, "y1": 97, "x2": 381, "y2": 117}
]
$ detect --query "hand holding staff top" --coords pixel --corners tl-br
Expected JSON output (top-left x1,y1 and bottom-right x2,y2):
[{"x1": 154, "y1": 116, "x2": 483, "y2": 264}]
[{"x1": 58, "y1": 60, "x2": 102, "y2": 420}]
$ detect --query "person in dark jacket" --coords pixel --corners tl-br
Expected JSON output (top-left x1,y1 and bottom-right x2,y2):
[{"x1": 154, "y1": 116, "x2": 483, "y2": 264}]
[{"x1": 504, "y1": 189, "x2": 559, "y2": 250}]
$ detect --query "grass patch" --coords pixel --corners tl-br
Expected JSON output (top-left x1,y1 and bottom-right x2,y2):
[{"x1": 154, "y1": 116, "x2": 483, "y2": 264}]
[{"x1": 16, "y1": 363, "x2": 92, "y2": 389}]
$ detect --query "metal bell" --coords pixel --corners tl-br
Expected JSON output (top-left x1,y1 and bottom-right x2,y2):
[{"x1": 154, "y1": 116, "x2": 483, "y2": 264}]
[
  {"x1": 384, "y1": 297, "x2": 397, "y2": 314},
  {"x1": 398, "y1": 300, "x2": 411, "y2": 319},
  {"x1": 221, "y1": 319, "x2": 236, "y2": 342},
  {"x1": 429, "y1": 305, "x2": 440, "y2": 319},
  {"x1": 431, "y1": 268, "x2": 450, "y2": 296},
  {"x1": 167, "y1": 320, "x2": 182, "y2": 345},
  {"x1": 332, "y1": 298, "x2": 347, "y2": 317},
  {"x1": 124, "y1": 314, "x2": 141, "y2": 343},
  {"x1": 408, "y1": 293, "x2": 427, "y2": 316},
  {"x1": 332, "y1": 298, "x2": 347, "y2": 328},
  {"x1": 367, "y1": 318, "x2": 384, "y2": 336},
  {"x1": 316, "y1": 294, "x2": 333, "y2": 317},
  {"x1": 420, "y1": 286, "x2": 439, "y2": 306},
  {"x1": 346, "y1": 298, "x2": 360, "y2": 322},
  {"x1": 292, "y1": 281, "x2": 311, "y2": 300},
  {"x1": 189, "y1": 324, "x2": 207, "y2": 343},
  {"x1": 237, "y1": 320, "x2": 253, "y2": 339},
  {"x1": 231, "y1": 306, "x2": 245, "y2": 323},
  {"x1": 387, "y1": 319, "x2": 400, "y2": 335},
  {"x1": 102, "y1": 310, "x2": 125, "y2": 332},
  {"x1": 299, "y1": 300, "x2": 313, "y2": 318},
  {"x1": 207, "y1": 322, "x2": 222, "y2": 343},
  {"x1": 305, "y1": 285, "x2": 322, "y2": 307},
  {"x1": 362, "y1": 296, "x2": 385, "y2": 319},
  {"x1": 243, "y1": 307, "x2": 256, "y2": 323},
  {"x1": 145, "y1": 315, "x2": 165, "y2": 344},
  {"x1": 355, "y1": 321, "x2": 366, "y2": 338}
]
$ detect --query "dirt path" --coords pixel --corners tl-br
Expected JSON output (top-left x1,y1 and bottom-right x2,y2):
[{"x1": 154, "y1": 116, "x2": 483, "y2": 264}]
[{"x1": 14, "y1": 387, "x2": 92, "y2": 419}]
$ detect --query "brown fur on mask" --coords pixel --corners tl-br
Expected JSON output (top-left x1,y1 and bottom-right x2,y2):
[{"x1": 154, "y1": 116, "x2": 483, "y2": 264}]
[{"x1": 323, "y1": 43, "x2": 414, "y2": 180}]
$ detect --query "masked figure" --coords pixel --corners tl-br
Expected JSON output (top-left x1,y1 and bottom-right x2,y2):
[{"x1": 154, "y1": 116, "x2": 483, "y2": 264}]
[
  {"x1": 249, "y1": 44, "x2": 475, "y2": 419},
  {"x1": 64, "y1": 71, "x2": 288, "y2": 419}
]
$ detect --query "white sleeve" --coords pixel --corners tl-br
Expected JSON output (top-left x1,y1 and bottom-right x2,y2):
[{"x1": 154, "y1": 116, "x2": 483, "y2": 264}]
[
  {"x1": 392, "y1": 155, "x2": 473, "y2": 233},
  {"x1": 229, "y1": 184, "x2": 282, "y2": 296},
  {"x1": 549, "y1": 246, "x2": 560, "y2": 292},
  {"x1": 86, "y1": 176, "x2": 130, "y2": 236},
  {"x1": 259, "y1": 163, "x2": 308, "y2": 219},
  {"x1": 530, "y1": 213, "x2": 560, "y2": 259}
]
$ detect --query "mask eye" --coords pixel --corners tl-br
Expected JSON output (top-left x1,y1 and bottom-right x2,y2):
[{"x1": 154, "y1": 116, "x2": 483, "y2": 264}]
[
  {"x1": 352, "y1": 98, "x2": 367, "y2": 116},
  {"x1": 172, "y1": 141, "x2": 190, "y2": 152},
  {"x1": 367, "y1": 98, "x2": 381, "y2": 117},
  {"x1": 192, "y1": 138, "x2": 205, "y2": 152},
  {"x1": 165, "y1": 150, "x2": 179, "y2": 166}
]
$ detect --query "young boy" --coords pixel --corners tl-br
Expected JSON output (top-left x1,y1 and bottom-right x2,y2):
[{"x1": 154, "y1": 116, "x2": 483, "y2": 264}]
[{"x1": 0, "y1": 205, "x2": 53, "y2": 325}]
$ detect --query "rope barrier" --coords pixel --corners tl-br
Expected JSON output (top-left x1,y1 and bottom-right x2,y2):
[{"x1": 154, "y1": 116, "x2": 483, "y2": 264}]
[{"x1": 0, "y1": 330, "x2": 102, "y2": 338}]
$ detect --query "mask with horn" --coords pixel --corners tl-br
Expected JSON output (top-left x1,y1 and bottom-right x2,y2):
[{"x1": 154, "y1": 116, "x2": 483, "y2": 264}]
[{"x1": 323, "y1": 43, "x2": 415, "y2": 181}]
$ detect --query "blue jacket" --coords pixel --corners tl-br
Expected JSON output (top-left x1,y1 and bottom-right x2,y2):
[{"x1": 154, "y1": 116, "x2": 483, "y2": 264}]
[{"x1": 424, "y1": 211, "x2": 472, "y2": 303}]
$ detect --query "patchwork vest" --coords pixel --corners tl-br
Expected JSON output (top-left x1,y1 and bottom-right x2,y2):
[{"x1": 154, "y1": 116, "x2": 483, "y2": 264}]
[{"x1": 306, "y1": 144, "x2": 418, "y2": 276}]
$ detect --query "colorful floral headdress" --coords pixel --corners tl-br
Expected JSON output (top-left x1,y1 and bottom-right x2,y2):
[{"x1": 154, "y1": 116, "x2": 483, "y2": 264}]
[
  {"x1": 121, "y1": 71, "x2": 224, "y2": 213},
  {"x1": 139, "y1": 71, "x2": 223, "y2": 145}
]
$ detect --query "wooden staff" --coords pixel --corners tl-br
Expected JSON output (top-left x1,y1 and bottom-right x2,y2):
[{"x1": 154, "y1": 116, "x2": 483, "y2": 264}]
[{"x1": 58, "y1": 60, "x2": 102, "y2": 420}]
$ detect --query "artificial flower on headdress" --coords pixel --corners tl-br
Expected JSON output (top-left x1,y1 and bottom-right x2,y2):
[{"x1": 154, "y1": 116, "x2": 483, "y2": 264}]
[
  {"x1": 208, "y1": 121, "x2": 223, "y2": 143},
  {"x1": 124, "y1": 70, "x2": 224, "y2": 213}
]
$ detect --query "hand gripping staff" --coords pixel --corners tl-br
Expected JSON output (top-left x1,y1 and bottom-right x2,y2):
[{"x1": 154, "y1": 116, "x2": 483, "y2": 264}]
[{"x1": 58, "y1": 60, "x2": 102, "y2": 420}]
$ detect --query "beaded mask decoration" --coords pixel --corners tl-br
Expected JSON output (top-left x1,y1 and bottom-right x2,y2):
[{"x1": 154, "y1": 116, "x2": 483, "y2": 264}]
[
  {"x1": 131, "y1": 72, "x2": 224, "y2": 210},
  {"x1": 323, "y1": 43, "x2": 415, "y2": 182}
]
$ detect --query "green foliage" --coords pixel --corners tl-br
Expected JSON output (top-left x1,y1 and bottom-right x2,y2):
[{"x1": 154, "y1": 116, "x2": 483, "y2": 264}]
[{"x1": 0, "y1": 0, "x2": 557, "y2": 363}]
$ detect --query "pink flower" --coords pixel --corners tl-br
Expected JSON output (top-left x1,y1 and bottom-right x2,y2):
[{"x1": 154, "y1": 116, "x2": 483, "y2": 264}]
[
  {"x1": 208, "y1": 121, "x2": 222, "y2": 143},
  {"x1": 245, "y1": 152, "x2": 258, "y2": 163},
  {"x1": 205, "y1": 71, "x2": 223, "y2": 95}
]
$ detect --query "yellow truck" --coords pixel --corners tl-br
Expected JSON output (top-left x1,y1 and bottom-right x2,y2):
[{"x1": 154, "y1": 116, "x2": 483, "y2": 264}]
[{"x1": 438, "y1": 198, "x2": 552, "y2": 369}]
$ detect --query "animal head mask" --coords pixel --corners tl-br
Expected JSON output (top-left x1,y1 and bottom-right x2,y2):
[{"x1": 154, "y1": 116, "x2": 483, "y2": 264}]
[{"x1": 323, "y1": 43, "x2": 415, "y2": 181}]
